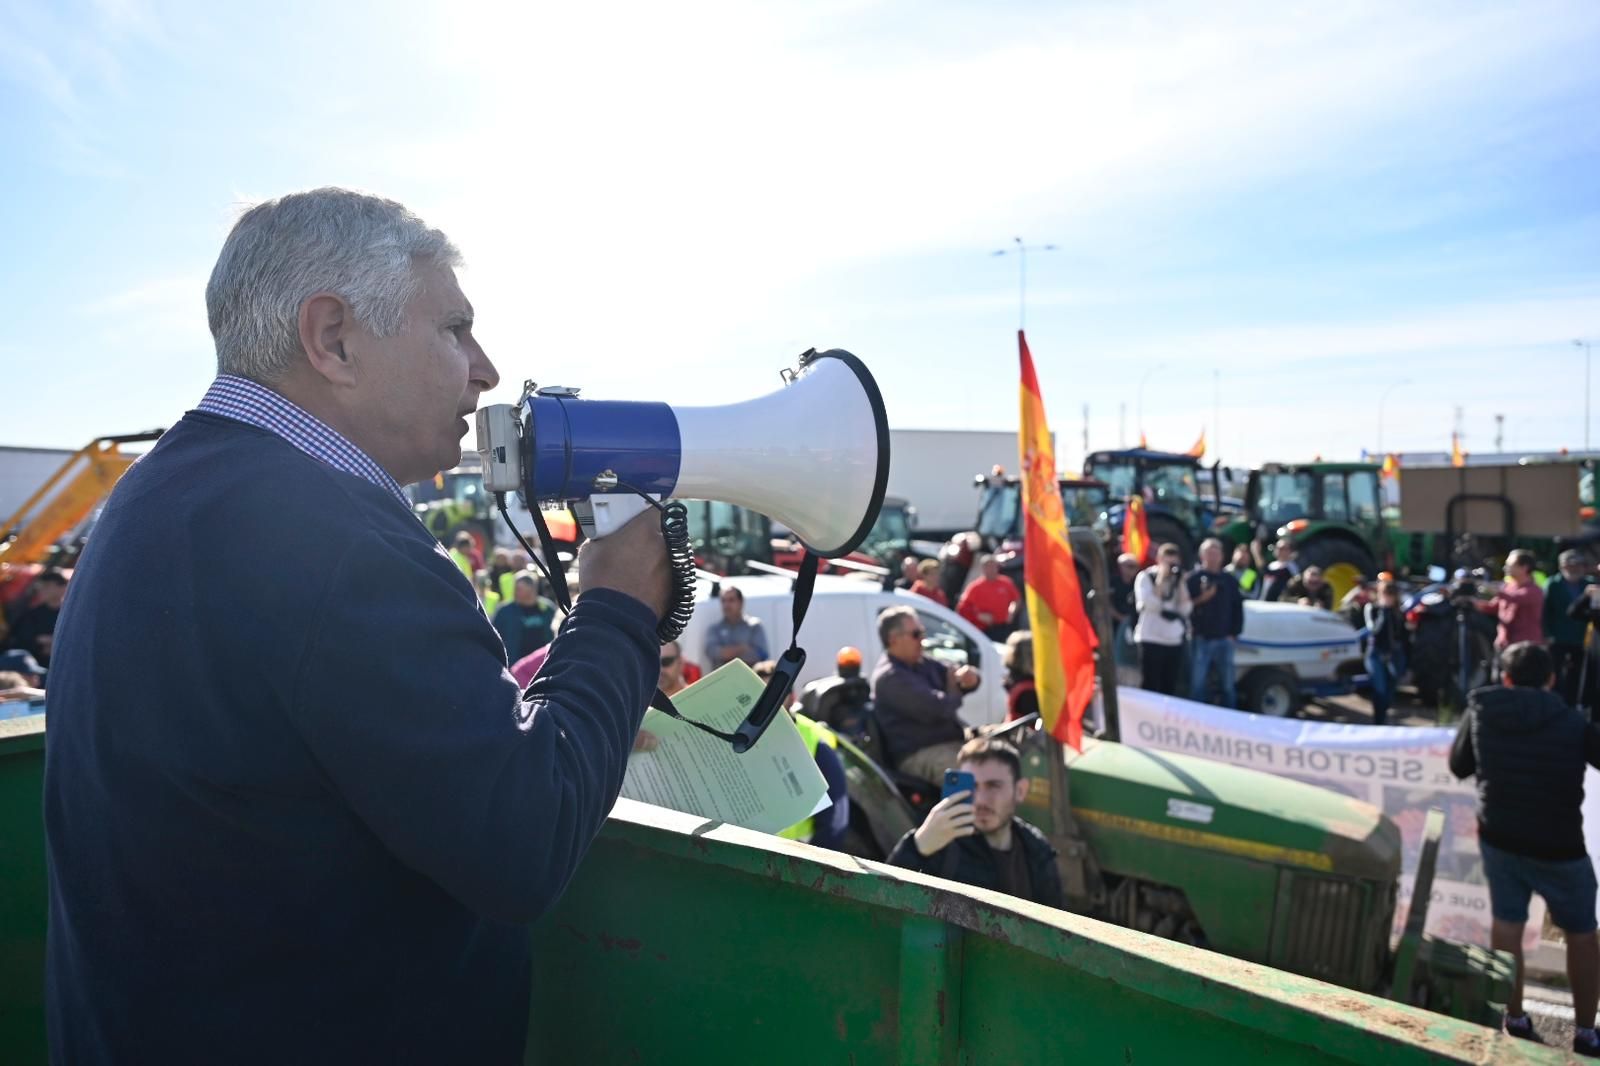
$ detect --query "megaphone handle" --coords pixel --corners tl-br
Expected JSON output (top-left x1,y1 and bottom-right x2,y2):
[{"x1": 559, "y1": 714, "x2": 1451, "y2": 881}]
[{"x1": 572, "y1": 493, "x2": 657, "y2": 539}]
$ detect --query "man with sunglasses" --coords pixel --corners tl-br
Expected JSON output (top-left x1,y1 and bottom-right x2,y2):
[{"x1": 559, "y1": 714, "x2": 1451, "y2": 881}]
[
  {"x1": 871, "y1": 605, "x2": 981, "y2": 784},
  {"x1": 658, "y1": 641, "x2": 689, "y2": 696}
]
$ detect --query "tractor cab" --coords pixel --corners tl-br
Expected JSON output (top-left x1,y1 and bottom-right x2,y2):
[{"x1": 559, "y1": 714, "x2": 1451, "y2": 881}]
[
  {"x1": 1236, "y1": 462, "x2": 1387, "y2": 604},
  {"x1": 973, "y1": 472, "x2": 1109, "y2": 544},
  {"x1": 1084, "y1": 449, "x2": 1223, "y2": 564}
]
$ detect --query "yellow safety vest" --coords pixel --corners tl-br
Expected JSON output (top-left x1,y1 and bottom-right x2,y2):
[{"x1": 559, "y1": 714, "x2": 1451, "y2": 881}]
[
  {"x1": 778, "y1": 714, "x2": 838, "y2": 843},
  {"x1": 483, "y1": 589, "x2": 501, "y2": 618},
  {"x1": 498, "y1": 570, "x2": 518, "y2": 604},
  {"x1": 449, "y1": 549, "x2": 473, "y2": 583}
]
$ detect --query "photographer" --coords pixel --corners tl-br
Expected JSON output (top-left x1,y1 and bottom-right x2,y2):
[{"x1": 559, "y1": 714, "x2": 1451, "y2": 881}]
[
  {"x1": 43, "y1": 189, "x2": 667, "y2": 1064},
  {"x1": 887, "y1": 737, "x2": 1062, "y2": 908},
  {"x1": 1493, "y1": 549, "x2": 1545, "y2": 651},
  {"x1": 1134, "y1": 542, "x2": 1192, "y2": 696}
]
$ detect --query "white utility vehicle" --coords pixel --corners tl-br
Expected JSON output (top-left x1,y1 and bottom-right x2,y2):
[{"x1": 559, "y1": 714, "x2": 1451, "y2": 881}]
[{"x1": 680, "y1": 575, "x2": 1363, "y2": 723}]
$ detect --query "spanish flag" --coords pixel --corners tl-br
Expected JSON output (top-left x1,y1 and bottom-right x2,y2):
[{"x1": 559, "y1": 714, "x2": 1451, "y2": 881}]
[
  {"x1": 1019, "y1": 331, "x2": 1100, "y2": 750},
  {"x1": 1124, "y1": 494, "x2": 1152, "y2": 565},
  {"x1": 1451, "y1": 432, "x2": 1465, "y2": 468}
]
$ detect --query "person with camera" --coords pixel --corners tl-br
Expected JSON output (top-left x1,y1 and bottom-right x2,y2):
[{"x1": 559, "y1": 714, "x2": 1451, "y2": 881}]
[
  {"x1": 42, "y1": 189, "x2": 669, "y2": 1064},
  {"x1": 1134, "y1": 543, "x2": 1193, "y2": 696},
  {"x1": 1187, "y1": 537, "x2": 1245, "y2": 708},
  {"x1": 887, "y1": 737, "x2": 1063, "y2": 908},
  {"x1": 1494, "y1": 549, "x2": 1546, "y2": 652}
]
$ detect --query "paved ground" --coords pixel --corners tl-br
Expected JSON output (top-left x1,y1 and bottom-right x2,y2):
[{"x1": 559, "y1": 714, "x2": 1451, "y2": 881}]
[
  {"x1": 1298, "y1": 684, "x2": 1459, "y2": 728},
  {"x1": 1523, "y1": 981, "x2": 1578, "y2": 1053}
]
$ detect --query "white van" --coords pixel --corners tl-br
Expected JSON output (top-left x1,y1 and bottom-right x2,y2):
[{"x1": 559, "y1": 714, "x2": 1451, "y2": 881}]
[{"x1": 678, "y1": 575, "x2": 1013, "y2": 725}]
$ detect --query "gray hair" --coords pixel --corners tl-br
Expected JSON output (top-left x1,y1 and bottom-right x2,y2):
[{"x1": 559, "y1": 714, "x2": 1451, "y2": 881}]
[
  {"x1": 205, "y1": 187, "x2": 461, "y2": 382},
  {"x1": 877, "y1": 605, "x2": 917, "y2": 648}
]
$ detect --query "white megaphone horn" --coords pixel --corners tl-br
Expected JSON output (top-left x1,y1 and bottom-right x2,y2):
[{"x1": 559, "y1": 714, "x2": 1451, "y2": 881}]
[{"x1": 474, "y1": 349, "x2": 890, "y2": 557}]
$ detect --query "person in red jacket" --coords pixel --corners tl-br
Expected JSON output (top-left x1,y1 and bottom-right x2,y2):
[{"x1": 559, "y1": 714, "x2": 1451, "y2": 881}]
[{"x1": 957, "y1": 555, "x2": 1021, "y2": 640}]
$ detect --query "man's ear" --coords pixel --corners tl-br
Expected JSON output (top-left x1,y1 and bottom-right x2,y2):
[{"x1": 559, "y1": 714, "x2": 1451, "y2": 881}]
[
  {"x1": 1014, "y1": 777, "x2": 1030, "y2": 804},
  {"x1": 298, "y1": 293, "x2": 358, "y2": 387}
]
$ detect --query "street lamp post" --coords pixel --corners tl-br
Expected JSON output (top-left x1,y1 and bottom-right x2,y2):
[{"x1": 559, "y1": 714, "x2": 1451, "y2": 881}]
[
  {"x1": 1377, "y1": 379, "x2": 1413, "y2": 457},
  {"x1": 1137, "y1": 363, "x2": 1166, "y2": 444},
  {"x1": 992, "y1": 237, "x2": 1057, "y2": 331},
  {"x1": 1576, "y1": 339, "x2": 1593, "y2": 454}
]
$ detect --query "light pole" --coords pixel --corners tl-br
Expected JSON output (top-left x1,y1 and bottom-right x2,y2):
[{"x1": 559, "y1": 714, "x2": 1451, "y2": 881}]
[
  {"x1": 1376, "y1": 379, "x2": 1413, "y2": 456},
  {"x1": 1137, "y1": 363, "x2": 1166, "y2": 444},
  {"x1": 992, "y1": 237, "x2": 1057, "y2": 331},
  {"x1": 1576, "y1": 339, "x2": 1593, "y2": 454}
]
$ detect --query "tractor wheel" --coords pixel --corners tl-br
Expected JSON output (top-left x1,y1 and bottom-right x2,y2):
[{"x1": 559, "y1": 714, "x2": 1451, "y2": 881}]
[
  {"x1": 1242, "y1": 667, "x2": 1300, "y2": 717},
  {"x1": 1146, "y1": 515, "x2": 1195, "y2": 568},
  {"x1": 1297, "y1": 537, "x2": 1378, "y2": 606}
]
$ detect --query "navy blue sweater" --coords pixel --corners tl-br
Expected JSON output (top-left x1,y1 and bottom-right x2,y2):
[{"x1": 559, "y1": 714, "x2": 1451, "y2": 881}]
[{"x1": 43, "y1": 413, "x2": 658, "y2": 1064}]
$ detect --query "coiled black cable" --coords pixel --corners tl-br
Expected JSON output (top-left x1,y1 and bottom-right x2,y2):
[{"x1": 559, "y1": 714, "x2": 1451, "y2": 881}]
[{"x1": 655, "y1": 498, "x2": 696, "y2": 644}]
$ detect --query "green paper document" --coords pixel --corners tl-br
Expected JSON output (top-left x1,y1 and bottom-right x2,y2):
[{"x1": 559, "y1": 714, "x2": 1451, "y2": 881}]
[{"x1": 619, "y1": 660, "x2": 829, "y2": 835}]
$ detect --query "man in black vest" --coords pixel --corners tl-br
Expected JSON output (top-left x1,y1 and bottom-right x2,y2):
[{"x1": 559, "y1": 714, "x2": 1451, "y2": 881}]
[{"x1": 1451, "y1": 642, "x2": 1600, "y2": 1055}]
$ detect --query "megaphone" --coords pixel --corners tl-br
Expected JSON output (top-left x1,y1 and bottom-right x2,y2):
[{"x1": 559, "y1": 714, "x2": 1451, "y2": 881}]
[{"x1": 475, "y1": 348, "x2": 889, "y2": 556}]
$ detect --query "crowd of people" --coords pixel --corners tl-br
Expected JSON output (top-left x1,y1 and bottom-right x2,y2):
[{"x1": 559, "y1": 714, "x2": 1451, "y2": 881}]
[{"x1": 0, "y1": 567, "x2": 66, "y2": 707}]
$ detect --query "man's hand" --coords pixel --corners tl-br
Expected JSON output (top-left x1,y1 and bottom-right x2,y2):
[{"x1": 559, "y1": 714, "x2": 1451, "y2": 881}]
[
  {"x1": 1194, "y1": 582, "x2": 1218, "y2": 605},
  {"x1": 913, "y1": 792, "x2": 976, "y2": 857},
  {"x1": 977, "y1": 611, "x2": 995, "y2": 626},
  {"x1": 631, "y1": 729, "x2": 659, "y2": 753},
  {"x1": 954, "y1": 665, "x2": 980, "y2": 691},
  {"x1": 578, "y1": 510, "x2": 671, "y2": 619}
]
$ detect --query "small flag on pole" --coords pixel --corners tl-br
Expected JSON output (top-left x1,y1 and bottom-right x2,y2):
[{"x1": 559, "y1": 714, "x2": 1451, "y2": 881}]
[
  {"x1": 1186, "y1": 429, "x2": 1206, "y2": 459},
  {"x1": 1124, "y1": 494, "x2": 1152, "y2": 566}
]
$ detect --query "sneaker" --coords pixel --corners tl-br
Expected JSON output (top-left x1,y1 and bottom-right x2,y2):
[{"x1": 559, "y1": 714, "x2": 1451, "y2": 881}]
[
  {"x1": 1504, "y1": 1012, "x2": 1540, "y2": 1042},
  {"x1": 1574, "y1": 1027, "x2": 1600, "y2": 1058}
]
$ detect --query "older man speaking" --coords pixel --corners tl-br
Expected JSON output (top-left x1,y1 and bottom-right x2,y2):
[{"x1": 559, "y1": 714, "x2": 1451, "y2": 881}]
[{"x1": 43, "y1": 189, "x2": 668, "y2": 1063}]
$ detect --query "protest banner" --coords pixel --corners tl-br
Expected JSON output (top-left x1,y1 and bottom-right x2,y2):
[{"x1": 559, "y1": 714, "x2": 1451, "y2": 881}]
[{"x1": 1116, "y1": 688, "x2": 1571, "y2": 954}]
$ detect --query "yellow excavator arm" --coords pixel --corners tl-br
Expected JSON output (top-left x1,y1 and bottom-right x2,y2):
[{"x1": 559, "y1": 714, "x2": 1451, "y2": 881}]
[{"x1": 0, "y1": 431, "x2": 164, "y2": 567}]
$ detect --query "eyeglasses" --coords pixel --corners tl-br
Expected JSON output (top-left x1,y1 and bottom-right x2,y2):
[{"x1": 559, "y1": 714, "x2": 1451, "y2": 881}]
[
  {"x1": 660, "y1": 655, "x2": 679, "y2": 667},
  {"x1": 902, "y1": 627, "x2": 927, "y2": 639}
]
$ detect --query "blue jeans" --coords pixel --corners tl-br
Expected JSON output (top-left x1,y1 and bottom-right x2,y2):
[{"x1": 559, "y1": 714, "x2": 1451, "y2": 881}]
[
  {"x1": 1190, "y1": 636, "x2": 1236, "y2": 708},
  {"x1": 1366, "y1": 649, "x2": 1403, "y2": 725}
]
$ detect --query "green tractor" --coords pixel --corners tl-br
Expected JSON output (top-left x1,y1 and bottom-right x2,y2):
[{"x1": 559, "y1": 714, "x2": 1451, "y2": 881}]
[
  {"x1": 828, "y1": 529, "x2": 1512, "y2": 1022},
  {"x1": 1084, "y1": 448, "x2": 1229, "y2": 565},
  {"x1": 1223, "y1": 461, "x2": 1392, "y2": 606}
]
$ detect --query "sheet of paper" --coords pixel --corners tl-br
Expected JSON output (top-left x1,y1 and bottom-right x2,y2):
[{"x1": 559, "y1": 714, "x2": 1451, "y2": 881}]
[{"x1": 619, "y1": 660, "x2": 829, "y2": 835}]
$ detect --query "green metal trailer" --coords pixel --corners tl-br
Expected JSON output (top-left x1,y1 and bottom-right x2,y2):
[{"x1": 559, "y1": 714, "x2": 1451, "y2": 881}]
[{"x1": 0, "y1": 713, "x2": 1564, "y2": 1064}]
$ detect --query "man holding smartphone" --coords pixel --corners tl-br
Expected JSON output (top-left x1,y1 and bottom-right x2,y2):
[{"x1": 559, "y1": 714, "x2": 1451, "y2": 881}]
[{"x1": 887, "y1": 738, "x2": 1063, "y2": 908}]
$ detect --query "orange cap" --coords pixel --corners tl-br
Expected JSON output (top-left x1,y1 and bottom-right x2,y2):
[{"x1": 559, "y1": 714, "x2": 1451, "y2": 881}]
[{"x1": 836, "y1": 646, "x2": 863, "y2": 668}]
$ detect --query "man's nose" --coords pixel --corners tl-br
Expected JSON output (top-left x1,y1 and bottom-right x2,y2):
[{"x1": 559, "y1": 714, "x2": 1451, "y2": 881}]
[{"x1": 469, "y1": 336, "x2": 500, "y2": 393}]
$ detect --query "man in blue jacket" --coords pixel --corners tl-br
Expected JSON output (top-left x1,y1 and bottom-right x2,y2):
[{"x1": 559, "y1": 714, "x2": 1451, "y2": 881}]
[{"x1": 43, "y1": 188, "x2": 669, "y2": 1065}]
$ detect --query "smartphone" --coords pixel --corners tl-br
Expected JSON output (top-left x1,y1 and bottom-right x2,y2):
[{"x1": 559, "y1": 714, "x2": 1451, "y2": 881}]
[{"x1": 942, "y1": 770, "x2": 976, "y2": 801}]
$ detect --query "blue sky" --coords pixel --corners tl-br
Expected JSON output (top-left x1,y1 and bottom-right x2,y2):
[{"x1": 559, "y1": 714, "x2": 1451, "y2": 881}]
[{"x1": 2, "y1": 0, "x2": 1597, "y2": 468}]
